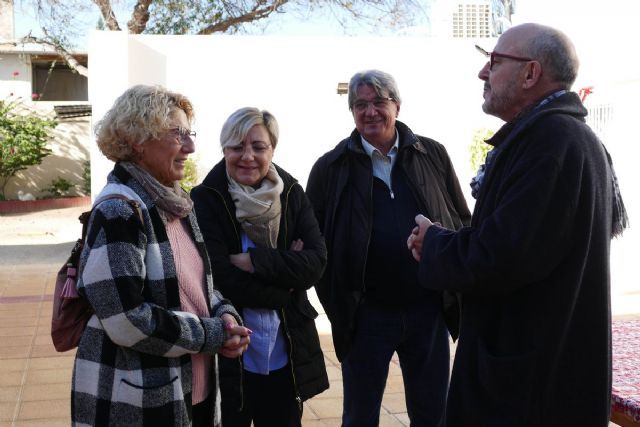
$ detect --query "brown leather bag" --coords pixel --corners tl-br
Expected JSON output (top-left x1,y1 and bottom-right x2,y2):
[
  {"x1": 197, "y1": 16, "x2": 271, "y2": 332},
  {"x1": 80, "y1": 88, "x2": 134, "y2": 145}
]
[{"x1": 51, "y1": 195, "x2": 142, "y2": 352}]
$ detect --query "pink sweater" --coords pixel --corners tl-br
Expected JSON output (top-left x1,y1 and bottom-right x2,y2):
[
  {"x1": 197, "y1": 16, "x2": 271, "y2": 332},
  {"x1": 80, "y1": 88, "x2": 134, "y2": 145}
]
[{"x1": 166, "y1": 217, "x2": 211, "y2": 405}]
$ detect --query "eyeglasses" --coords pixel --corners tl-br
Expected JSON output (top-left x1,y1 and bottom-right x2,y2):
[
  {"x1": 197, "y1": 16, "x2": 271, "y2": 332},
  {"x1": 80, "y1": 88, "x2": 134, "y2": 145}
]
[
  {"x1": 167, "y1": 127, "x2": 196, "y2": 145},
  {"x1": 225, "y1": 142, "x2": 272, "y2": 156},
  {"x1": 352, "y1": 97, "x2": 395, "y2": 113},
  {"x1": 475, "y1": 45, "x2": 533, "y2": 70}
]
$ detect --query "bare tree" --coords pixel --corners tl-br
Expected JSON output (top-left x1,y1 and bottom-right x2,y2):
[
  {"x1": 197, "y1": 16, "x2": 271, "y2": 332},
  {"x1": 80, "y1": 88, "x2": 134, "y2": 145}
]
[
  {"x1": 491, "y1": 0, "x2": 515, "y2": 36},
  {"x1": 8, "y1": 0, "x2": 427, "y2": 75}
]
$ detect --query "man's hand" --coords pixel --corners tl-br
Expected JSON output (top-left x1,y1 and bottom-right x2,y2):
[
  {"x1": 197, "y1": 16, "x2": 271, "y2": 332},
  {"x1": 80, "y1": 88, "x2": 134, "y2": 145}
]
[{"x1": 407, "y1": 214, "x2": 434, "y2": 262}]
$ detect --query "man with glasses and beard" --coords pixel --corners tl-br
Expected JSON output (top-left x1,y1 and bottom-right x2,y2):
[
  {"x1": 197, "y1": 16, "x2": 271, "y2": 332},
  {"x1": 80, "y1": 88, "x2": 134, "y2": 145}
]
[
  {"x1": 408, "y1": 23, "x2": 628, "y2": 426},
  {"x1": 306, "y1": 69, "x2": 471, "y2": 427}
]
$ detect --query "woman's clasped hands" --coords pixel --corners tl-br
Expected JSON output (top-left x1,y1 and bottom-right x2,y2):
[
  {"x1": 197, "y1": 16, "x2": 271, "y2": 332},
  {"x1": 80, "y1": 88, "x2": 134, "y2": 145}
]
[{"x1": 220, "y1": 313, "x2": 252, "y2": 358}]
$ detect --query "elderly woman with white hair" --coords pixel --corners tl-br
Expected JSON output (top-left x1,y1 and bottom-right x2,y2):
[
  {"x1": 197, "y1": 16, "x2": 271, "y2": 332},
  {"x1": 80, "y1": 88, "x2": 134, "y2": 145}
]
[
  {"x1": 191, "y1": 107, "x2": 328, "y2": 426},
  {"x1": 72, "y1": 85, "x2": 250, "y2": 427}
]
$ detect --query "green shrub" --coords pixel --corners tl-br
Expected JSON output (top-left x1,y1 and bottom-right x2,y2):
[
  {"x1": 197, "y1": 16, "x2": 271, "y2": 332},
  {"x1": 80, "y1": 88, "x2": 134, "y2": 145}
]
[
  {"x1": 0, "y1": 98, "x2": 57, "y2": 198},
  {"x1": 180, "y1": 157, "x2": 199, "y2": 193},
  {"x1": 469, "y1": 128, "x2": 495, "y2": 172},
  {"x1": 82, "y1": 160, "x2": 91, "y2": 195},
  {"x1": 44, "y1": 176, "x2": 74, "y2": 198}
]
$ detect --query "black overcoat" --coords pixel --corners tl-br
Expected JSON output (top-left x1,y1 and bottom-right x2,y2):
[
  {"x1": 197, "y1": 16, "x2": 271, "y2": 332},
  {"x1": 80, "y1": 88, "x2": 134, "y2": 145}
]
[{"x1": 419, "y1": 92, "x2": 614, "y2": 426}]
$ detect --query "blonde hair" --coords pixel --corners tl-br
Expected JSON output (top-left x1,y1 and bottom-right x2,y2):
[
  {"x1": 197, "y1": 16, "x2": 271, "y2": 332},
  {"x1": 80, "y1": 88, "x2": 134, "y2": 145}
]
[
  {"x1": 95, "y1": 84, "x2": 194, "y2": 161},
  {"x1": 220, "y1": 107, "x2": 279, "y2": 150}
]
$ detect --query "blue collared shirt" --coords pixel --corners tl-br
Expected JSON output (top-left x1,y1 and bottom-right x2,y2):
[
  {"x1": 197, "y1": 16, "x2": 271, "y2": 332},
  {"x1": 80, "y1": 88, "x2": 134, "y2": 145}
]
[
  {"x1": 240, "y1": 233, "x2": 288, "y2": 375},
  {"x1": 361, "y1": 132, "x2": 400, "y2": 198}
]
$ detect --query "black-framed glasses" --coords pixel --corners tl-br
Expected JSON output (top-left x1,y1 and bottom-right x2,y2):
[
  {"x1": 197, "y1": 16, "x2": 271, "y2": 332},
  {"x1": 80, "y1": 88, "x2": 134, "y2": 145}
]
[
  {"x1": 475, "y1": 45, "x2": 533, "y2": 70},
  {"x1": 168, "y1": 127, "x2": 196, "y2": 145},
  {"x1": 352, "y1": 97, "x2": 395, "y2": 113}
]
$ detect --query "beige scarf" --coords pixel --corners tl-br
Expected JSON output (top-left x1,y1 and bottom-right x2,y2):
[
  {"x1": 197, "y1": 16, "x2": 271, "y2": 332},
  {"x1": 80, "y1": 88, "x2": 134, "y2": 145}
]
[
  {"x1": 121, "y1": 161, "x2": 193, "y2": 220},
  {"x1": 227, "y1": 163, "x2": 284, "y2": 248}
]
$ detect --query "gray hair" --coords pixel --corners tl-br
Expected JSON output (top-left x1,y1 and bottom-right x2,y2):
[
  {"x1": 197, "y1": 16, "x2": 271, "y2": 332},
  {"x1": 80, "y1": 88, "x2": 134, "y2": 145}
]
[
  {"x1": 522, "y1": 25, "x2": 579, "y2": 88},
  {"x1": 95, "y1": 84, "x2": 194, "y2": 161},
  {"x1": 220, "y1": 107, "x2": 279, "y2": 150},
  {"x1": 347, "y1": 70, "x2": 402, "y2": 110}
]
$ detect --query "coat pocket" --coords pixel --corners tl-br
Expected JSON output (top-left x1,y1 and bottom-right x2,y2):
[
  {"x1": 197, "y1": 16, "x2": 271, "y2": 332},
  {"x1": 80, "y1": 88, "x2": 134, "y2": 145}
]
[
  {"x1": 116, "y1": 373, "x2": 182, "y2": 408},
  {"x1": 285, "y1": 298, "x2": 323, "y2": 364},
  {"x1": 477, "y1": 340, "x2": 536, "y2": 406}
]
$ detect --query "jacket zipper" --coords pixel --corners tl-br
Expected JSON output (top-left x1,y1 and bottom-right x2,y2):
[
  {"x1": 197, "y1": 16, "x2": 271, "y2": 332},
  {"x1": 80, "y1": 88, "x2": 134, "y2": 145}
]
[
  {"x1": 238, "y1": 357, "x2": 245, "y2": 411},
  {"x1": 282, "y1": 184, "x2": 294, "y2": 245},
  {"x1": 281, "y1": 308, "x2": 303, "y2": 413},
  {"x1": 388, "y1": 162, "x2": 395, "y2": 199},
  {"x1": 281, "y1": 184, "x2": 302, "y2": 411},
  {"x1": 209, "y1": 187, "x2": 246, "y2": 411}
]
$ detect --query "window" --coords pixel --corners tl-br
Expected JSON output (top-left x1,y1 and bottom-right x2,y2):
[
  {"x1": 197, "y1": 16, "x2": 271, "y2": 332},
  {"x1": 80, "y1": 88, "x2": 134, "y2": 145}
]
[{"x1": 31, "y1": 55, "x2": 88, "y2": 101}]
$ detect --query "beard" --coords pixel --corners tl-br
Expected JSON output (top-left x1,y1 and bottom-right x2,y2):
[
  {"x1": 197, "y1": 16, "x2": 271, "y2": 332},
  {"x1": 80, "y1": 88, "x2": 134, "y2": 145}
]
[
  {"x1": 482, "y1": 85, "x2": 511, "y2": 118},
  {"x1": 481, "y1": 75, "x2": 520, "y2": 121}
]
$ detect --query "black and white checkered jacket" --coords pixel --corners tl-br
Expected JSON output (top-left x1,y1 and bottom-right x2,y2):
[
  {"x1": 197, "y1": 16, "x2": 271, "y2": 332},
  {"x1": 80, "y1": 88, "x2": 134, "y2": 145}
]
[{"x1": 71, "y1": 163, "x2": 240, "y2": 426}]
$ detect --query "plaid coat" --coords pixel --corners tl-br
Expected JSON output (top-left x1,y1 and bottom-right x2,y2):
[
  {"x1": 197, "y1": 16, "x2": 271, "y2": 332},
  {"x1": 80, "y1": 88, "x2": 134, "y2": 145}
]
[{"x1": 72, "y1": 163, "x2": 240, "y2": 426}]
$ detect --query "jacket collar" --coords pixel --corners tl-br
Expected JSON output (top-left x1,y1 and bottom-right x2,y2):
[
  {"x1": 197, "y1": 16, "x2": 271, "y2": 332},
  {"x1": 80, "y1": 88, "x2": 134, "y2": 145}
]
[
  {"x1": 488, "y1": 91, "x2": 587, "y2": 149},
  {"x1": 326, "y1": 120, "x2": 425, "y2": 165}
]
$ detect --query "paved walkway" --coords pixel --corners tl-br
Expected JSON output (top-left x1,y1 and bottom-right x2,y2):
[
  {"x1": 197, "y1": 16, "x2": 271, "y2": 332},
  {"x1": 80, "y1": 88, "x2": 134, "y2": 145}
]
[
  {"x1": 0, "y1": 206, "x2": 418, "y2": 426},
  {"x1": 1, "y1": 206, "x2": 634, "y2": 426}
]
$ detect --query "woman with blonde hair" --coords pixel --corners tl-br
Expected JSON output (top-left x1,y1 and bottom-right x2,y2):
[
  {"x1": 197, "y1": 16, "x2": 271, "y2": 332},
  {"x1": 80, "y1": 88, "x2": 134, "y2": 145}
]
[
  {"x1": 72, "y1": 85, "x2": 250, "y2": 426},
  {"x1": 191, "y1": 107, "x2": 328, "y2": 426}
]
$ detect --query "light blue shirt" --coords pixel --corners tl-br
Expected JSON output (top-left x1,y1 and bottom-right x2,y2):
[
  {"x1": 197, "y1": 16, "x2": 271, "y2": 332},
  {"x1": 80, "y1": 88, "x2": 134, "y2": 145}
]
[
  {"x1": 240, "y1": 233, "x2": 289, "y2": 375},
  {"x1": 361, "y1": 132, "x2": 400, "y2": 198}
]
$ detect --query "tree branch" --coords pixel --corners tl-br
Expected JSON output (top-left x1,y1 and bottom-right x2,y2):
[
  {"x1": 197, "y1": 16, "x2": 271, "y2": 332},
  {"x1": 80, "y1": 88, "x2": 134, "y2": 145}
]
[
  {"x1": 197, "y1": 0, "x2": 289, "y2": 35},
  {"x1": 128, "y1": 0, "x2": 153, "y2": 34},
  {"x1": 92, "y1": 0, "x2": 121, "y2": 31},
  {"x1": 1, "y1": 36, "x2": 89, "y2": 78}
]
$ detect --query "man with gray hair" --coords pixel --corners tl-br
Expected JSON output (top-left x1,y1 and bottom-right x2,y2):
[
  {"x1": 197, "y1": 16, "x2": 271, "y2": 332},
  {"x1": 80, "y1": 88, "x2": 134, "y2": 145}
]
[
  {"x1": 307, "y1": 70, "x2": 470, "y2": 426},
  {"x1": 408, "y1": 23, "x2": 628, "y2": 425}
]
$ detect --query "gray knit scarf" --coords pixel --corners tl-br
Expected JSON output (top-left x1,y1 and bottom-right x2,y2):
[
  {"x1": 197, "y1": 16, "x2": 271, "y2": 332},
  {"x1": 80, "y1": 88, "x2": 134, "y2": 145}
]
[
  {"x1": 227, "y1": 163, "x2": 284, "y2": 248},
  {"x1": 121, "y1": 161, "x2": 193, "y2": 220}
]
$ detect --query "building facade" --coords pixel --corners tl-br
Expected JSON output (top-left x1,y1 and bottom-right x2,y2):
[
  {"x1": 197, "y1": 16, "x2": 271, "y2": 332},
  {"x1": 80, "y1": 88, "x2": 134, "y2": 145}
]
[{"x1": 452, "y1": 1, "x2": 492, "y2": 38}]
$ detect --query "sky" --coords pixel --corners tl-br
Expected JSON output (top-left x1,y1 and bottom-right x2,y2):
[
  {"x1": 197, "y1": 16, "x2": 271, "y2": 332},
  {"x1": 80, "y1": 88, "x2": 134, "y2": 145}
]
[
  {"x1": 10, "y1": 0, "x2": 640, "y2": 50},
  {"x1": 512, "y1": 0, "x2": 639, "y2": 39}
]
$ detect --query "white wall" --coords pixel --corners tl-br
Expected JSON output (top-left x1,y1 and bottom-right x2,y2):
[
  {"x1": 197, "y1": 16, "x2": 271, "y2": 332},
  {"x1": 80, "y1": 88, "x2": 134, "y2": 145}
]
[{"x1": 0, "y1": 52, "x2": 32, "y2": 98}]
